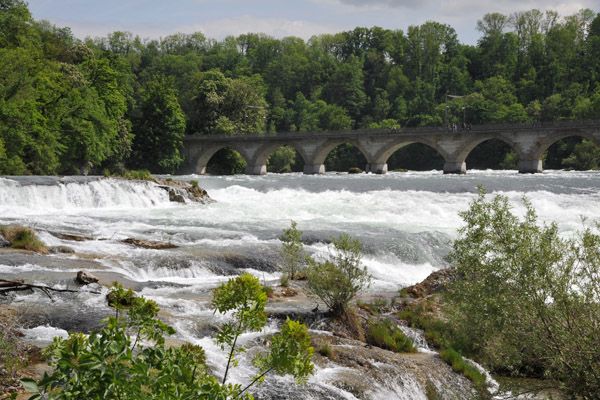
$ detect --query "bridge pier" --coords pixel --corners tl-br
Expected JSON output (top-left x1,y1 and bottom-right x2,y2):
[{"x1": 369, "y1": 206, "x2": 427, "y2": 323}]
[
  {"x1": 366, "y1": 163, "x2": 388, "y2": 174},
  {"x1": 303, "y1": 164, "x2": 325, "y2": 175},
  {"x1": 245, "y1": 165, "x2": 267, "y2": 175},
  {"x1": 518, "y1": 159, "x2": 542, "y2": 174},
  {"x1": 443, "y1": 161, "x2": 466, "y2": 174}
]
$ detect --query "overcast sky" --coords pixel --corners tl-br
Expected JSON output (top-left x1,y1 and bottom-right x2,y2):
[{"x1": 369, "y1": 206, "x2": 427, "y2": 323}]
[{"x1": 26, "y1": 0, "x2": 598, "y2": 45}]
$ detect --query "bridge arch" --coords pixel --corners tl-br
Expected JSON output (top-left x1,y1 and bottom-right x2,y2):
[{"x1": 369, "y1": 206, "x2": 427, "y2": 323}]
[
  {"x1": 372, "y1": 139, "x2": 450, "y2": 167},
  {"x1": 456, "y1": 135, "x2": 523, "y2": 165},
  {"x1": 246, "y1": 142, "x2": 308, "y2": 175},
  {"x1": 194, "y1": 144, "x2": 251, "y2": 175},
  {"x1": 310, "y1": 139, "x2": 372, "y2": 168},
  {"x1": 530, "y1": 131, "x2": 600, "y2": 162}
]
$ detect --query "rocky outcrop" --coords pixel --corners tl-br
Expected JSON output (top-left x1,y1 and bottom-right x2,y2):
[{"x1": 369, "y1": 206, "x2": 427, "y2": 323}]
[
  {"x1": 76, "y1": 270, "x2": 99, "y2": 285},
  {"x1": 48, "y1": 231, "x2": 93, "y2": 242},
  {"x1": 0, "y1": 233, "x2": 10, "y2": 249},
  {"x1": 153, "y1": 178, "x2": 214, "y2": 204},
  {"x1": 121, "y1": 238, "x2": 178, "y2": 249},
  {"x1": 403, "y1": 267, "x2": 456, "y2": 299}
]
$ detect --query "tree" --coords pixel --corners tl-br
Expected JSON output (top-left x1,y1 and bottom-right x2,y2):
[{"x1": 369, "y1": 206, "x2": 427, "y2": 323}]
[
  {"x1": 562, "y1": 139, "x2": 600, "y2": 170},
  {"x1": 280, "y1": 221, "x2": 309, "y2": 279},
  {"x1": 447, "y1": 188, "x2": 600, "y2": 398},
  {"x1": 306, "y1": 234, "x2": 371, "y2": 317},
  {"x1": 130, "y1": 75, "x2": 186, "y2": 173}
]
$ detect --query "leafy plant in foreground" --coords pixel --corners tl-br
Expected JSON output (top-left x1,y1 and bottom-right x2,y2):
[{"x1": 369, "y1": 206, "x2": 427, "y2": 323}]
[{"x1": 24, "y1": 278, "x2": 314, "y2": 399}]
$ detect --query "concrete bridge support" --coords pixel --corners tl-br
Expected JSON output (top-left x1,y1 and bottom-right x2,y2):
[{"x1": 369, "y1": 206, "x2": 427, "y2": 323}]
[
  {"x1": 443, "y1": 162, "x2": 467, "y2": 174},
  {"x1": 303, "y1": 164, "x2": 326, "y2": 174},
  {"x1": 366, "y1": 163, "x2": 388, "y2": 174},
  {"x1": 518, "y1": 159, "x2": 543, "y2": 173},
  {"x1": 245, "y1": 165, "x2": 267, "y2": 175}
]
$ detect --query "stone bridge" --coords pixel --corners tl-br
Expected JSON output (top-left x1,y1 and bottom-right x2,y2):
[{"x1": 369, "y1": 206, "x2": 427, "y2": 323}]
[{"x1": 179, "y1": 120, "x2": 600, "y2": 175}]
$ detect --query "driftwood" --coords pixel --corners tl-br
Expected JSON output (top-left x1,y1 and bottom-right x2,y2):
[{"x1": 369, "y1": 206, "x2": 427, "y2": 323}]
[{"x1": 0, "y1": 279, "x2": 100, "y2": 301}]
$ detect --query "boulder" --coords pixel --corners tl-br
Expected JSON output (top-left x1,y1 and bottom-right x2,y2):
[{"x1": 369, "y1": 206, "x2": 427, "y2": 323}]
[
  {"x1": 0, "y1": 233, "x2": 9, "y2": 249},
  {"x1": 122, "y1": 238, "x2": 178, "y2": 249},
  {"x1": 404, "y1": 268, "x2": 456, "y2": 298},
  {"x1": 76, "y1": 270, "x2": 99, "y2": 285},
  {"x1": 50, "y1": 246, "x2": 75, "y2": 254}
]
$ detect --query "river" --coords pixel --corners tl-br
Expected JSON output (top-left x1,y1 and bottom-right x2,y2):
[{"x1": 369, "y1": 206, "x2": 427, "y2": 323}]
[{"x1": 1, "y1": 170, "x2": 599, "y2": 398}]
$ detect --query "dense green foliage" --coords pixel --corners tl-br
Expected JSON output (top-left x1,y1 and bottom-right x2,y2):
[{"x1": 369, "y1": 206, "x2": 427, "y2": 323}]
[
  {"x1": 447, "y1": 188, "x2": 600, "y2": 398},
  {"x1": 306, "y1": 233, "x2": 372, "y2": 317},
  {"x1": 1, "y1": 1, "x2": 599, "y2": 174},
  {"x1": 23, "y1": 278, "x2": 313, "y2": 399}
]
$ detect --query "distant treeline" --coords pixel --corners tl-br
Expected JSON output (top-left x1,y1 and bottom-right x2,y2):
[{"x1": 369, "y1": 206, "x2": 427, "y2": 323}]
[{"x1": 1, "y1": 1, "x2": 599, "y2": 175}]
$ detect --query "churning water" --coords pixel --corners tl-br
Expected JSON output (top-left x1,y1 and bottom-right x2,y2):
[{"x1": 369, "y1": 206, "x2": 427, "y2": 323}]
[{"x1": 1, "y1": 170, "x2": 599, "y2": 398}]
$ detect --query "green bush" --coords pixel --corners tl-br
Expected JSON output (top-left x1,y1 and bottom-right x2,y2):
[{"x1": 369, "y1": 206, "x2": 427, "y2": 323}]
[
  {"x1": 280, "y1": 220, "x2": 309, "y2": 280},
  {"x1": 367, "y1": 319, "x2": 416, "y2": 353},
  {"x1": 447, "y1": 187, "x2": 600, "y2": 398},
  {"x1": 1, "y1": 225, "x2": 47, "y2": 254},
  {"x1": 306, "y1": 233, "x2": 372, "y2": 317}
]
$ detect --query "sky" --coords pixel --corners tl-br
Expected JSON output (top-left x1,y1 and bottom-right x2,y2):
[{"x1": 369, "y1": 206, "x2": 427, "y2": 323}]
[{"x1": 25, "y1": 0, "x2": 598, "y2": 45}]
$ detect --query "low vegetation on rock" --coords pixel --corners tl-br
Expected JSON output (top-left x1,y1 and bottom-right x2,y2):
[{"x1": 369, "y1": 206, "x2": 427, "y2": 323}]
[{"x1": 0, "y1": 226, "x2": 47, "y2": 254}]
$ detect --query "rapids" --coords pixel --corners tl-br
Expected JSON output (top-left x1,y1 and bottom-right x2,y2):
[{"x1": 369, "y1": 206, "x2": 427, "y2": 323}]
[{"x1": 1, "y1": 170, "x2": 599, "y2": 398}]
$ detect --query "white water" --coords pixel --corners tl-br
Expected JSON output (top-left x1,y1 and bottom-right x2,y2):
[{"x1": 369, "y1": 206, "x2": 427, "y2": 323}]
[{"x1": 1, "y1": 171, "x2": 599, "y2": 398}]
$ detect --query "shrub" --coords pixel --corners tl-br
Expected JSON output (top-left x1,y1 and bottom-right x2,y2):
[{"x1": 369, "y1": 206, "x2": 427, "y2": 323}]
[
  {"x1": 280, "y1": 220, "x2": 309, "y2": 280},
  {"x1": 447, "y1": 187, "x2": 600, "y2": 398},
  {"x1": 367, "y1": 319, "x2": 416, "y2": 353},
  {"x1": 306, "y1": 233, "x2": 371, "y2": 317},
  {"x1": 0, "y1": 225, "x2": 47, "y2": 254}
]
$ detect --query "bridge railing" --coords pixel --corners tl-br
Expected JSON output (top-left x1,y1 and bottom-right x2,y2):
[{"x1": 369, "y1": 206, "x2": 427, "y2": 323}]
[{"x1": 182, "y1": 119, "x2": 600, "y2": 141}]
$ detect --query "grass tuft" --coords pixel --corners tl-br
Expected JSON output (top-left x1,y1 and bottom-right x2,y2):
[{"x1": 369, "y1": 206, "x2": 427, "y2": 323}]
[{"x1": 1, "y1": 225, "x2": 47, "y2": 254}]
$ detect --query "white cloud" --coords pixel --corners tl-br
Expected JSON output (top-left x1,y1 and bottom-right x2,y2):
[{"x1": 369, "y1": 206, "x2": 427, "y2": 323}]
[
  {"x1": 336, "y1": 0, "x2": 429, "y2": 9},
  {"x1": 181, "y1": 16, "x2": 343, "y2": 41}
]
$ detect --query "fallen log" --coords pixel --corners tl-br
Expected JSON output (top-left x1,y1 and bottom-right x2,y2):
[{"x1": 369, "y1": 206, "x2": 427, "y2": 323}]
[{"x1": 0, "y1": 279, "x2": 100, "y2": 301}]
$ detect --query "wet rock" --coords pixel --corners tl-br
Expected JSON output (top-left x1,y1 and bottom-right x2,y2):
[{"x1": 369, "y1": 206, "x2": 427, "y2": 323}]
[
  {"x1": 48, "y1": 231, "x2": 93, "y2": 241},
  {"x1": 50, "y1": 245, "x2": 75, "y2": 254},
  {"x1": 76, "y1": 270, "x2": 99, "y2": 285},
  {"x1": 403, "y1": 267, "x2": 456, "y2": 299},
  {"x1": 153, "y1": 178, "x2": 214, "y2": 204},
  {"x1": 167, "y1": 188, "x2": 186, "y2": 203},
  {"x1": 121, "y1": 238, "x2": 178, "y2": 249},
  {"x1": 0, "y1": 233, "x2": 9, "y2": 249}
]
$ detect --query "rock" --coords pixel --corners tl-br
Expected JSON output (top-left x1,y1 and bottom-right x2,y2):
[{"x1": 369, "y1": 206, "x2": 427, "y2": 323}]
[
  {"x1": 404, "y1": 268, "x2": 456, "y2": 299},
  {"x1": 167, "y1": 188, "x2": 186, "y2": 203},
  {"x1": 122, "y1": 238, "x2": 178, "y2": 249},
  {"x1": 76, "y1": 270, "x2": 99, "y2": 285},
  {"x1": 0, "y1": 233, "x2": 9, "y2": 249},
  {"x1": 50, "y1": 245, "x2": 75, "y2": 254},
  {"x1": 348, "y1": 167, "x2": 363, "y2": 174},
  {"x1": 153, "y1": 178, "x2": 214, "y2": 204},
  {"x1": 48, "y1": 231, "x2": 93, "y2": 241}
]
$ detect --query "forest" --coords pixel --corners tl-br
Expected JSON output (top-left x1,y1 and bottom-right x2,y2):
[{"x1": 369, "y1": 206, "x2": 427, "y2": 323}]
[{"x1": 1, "y1": 0, "x2": 599, "y2": 175}]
